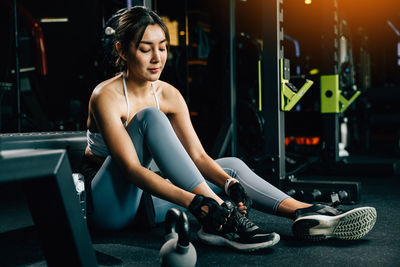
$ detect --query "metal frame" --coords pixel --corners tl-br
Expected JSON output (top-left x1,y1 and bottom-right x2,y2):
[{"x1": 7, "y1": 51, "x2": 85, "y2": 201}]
[
  {"x1": 320, "y1": 0, "x2": 341, "y2": 163},
  {"x1": 211, "y1": 0, "x2": 237, "y2": 158},
  {"x1": 131, "y1": 0, "x2": 152, "y2": 9},
  {"x1": 279, "y1": 0, "x2": 366, "y2": 202},
  {"x1": 12, "y1": 0, "x2": 22, "y2": 132},
  {"x1": 229, "y1": 0, "x2": 237, "y2": 156},
  {"x1": 261, "y1": 0, "x2": 285, "y2": 187}
]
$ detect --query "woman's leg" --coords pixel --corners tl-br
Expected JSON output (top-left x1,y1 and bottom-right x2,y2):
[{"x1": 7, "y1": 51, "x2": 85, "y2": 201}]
[
  {"x1": 135, "y1": 107, "x2": 227, "y2": 221},
  {"x1": 215, "y1": 157, "x2": 310, "y2": 218},
  {"x1": 89, "y1": 156, "x2": 143, "y2": 230},
  {"x1": 90, "y1": 107, "x2": 221, "y2": 229},
  {"x1": 215, "y1": 157, "x2": 377, "y2": 240}
]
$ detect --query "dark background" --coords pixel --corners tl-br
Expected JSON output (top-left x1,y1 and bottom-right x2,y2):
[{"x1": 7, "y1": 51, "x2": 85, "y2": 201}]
[
  {"x1": 1, "y1": 2, "x2": 400, "y2": 266},
  {"x1": 1, "y1": 0, "x2": 400, "y2": 157}
]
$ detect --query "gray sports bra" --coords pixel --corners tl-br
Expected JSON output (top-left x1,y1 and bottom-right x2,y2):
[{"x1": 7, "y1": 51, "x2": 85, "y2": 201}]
[{"x1": 87, "y1": 75, "x2": 160, "y2": 157}]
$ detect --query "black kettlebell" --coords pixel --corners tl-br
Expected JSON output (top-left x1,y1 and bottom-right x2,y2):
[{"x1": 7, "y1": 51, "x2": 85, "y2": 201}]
[{"x1": 159, "y1": 208, "x2": 197, "y2": 267}]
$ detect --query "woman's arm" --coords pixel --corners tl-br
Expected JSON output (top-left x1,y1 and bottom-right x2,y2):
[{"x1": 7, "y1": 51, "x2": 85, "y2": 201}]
[
  {"x1": 165, "y1": 86, "x2": 251, "y2": 214},
  {"x1": 164, "y1": 85, "x2": 233, "y2": 189},
  {"x1": 90, "y1": 87, "x2": 195, "y2": 208}
]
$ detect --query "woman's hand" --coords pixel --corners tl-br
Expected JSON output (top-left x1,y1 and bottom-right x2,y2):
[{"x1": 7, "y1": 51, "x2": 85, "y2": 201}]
[
  {"x1": 228, "y1": 182, "x2": 252, "y2": 217},
  {"x1": 188, "y1": 194, "x2": 230, "y2": 230}
]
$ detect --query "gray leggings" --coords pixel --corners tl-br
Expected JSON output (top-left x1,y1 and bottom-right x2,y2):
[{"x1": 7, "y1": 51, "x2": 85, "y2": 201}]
[{"x1": 89, "y1": 107, "x2": 289, "y2": 230}]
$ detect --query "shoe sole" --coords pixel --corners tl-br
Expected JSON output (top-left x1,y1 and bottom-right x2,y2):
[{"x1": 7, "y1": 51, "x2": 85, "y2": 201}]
[
  {"x1": 197, "y1": 227, "x2": 280, "y2": 252},
  {"x1": 292, "y1": 206, "x2": 377, "y2": 241}
]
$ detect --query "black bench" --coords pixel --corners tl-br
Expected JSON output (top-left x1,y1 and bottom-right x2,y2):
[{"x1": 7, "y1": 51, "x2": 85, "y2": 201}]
[{"x1": 0, "y1": 131, "x2": 97, "y2": 266}]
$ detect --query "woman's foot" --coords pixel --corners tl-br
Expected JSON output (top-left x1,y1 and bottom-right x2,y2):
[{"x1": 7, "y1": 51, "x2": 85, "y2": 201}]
[
  {"x1": 197, "y1": 201, "x2": 280, "y2": 252},
  {"x1": 292, "y1": 203, "x2": 377, "y2": 241}
]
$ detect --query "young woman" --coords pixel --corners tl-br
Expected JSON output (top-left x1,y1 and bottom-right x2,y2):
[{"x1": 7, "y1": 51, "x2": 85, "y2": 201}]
[{"x1": 80, "y1": 6, "x2": 376, "y2": 252}]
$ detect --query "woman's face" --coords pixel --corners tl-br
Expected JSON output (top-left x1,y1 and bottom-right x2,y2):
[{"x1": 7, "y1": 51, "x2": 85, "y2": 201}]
[{"x1": 126, "y1": 24, "x2": 167, "y2": 82}]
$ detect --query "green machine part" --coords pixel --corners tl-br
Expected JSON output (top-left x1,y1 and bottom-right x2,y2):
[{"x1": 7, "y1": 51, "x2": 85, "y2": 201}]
[
  {"x1": 320, "y1": 74, "x2": 361, "y2": 113},
  {"x1": 258, "y1": 59, "x2": 262, "y2": 111},
  {"x1": 280, "y1": 58, "x2": 314, "y2": 111}
]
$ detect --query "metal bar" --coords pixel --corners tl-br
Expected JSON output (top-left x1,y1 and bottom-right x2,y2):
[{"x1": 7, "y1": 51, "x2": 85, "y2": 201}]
[
  {"x1": 184, "y1": 0, "x2": 190, "y2": 104},
  {"x1": 261, "y1": 0, "x2": 285, "y2": 187},
  {"x1": 13, "y1": 0, "x2": 21, "y2": 132},
  {"x1": 322, "y1": 113, "x2": 340, "y2": 163},
  {"x1": 39, "y1": 17, "x2": 69, "y2": 23},
  {"x1": 11, "y1": 66, "x2": 36, "y2": 73},
  {"x1": 321, "y1": 0, "x2": 340, "y2": 163},
  {"x1": 211, "y1": 118, "x2": 231, "y2": 159},
  {"x1": 143, "y1": 0, "x2": 152, "y2": 10},
  {"x1": 229, "y1": 0, "x2": 237, "y2": 156},
  {"x1": 132, "y1": 0, "x2": 152, "y2": 9}
]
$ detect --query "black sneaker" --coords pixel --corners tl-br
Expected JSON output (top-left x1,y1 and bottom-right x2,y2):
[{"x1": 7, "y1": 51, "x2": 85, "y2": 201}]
[
  {"x1": 292, "y1": 203, "x2": 377, "y2": 241},
  {"x1": 197, "y1": 201, "x2": 280, "y2": 252}
]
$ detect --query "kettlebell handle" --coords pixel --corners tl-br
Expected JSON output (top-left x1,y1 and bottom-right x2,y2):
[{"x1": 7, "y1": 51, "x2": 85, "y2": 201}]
[{"x1": 165, "y1": 208, "x2": 190, "y2": 247}]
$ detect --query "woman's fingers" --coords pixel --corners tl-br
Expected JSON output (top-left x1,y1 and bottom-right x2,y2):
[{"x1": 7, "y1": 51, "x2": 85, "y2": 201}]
[{"x1": 237, "y1": 204, "x2": 247, "y2": 215}]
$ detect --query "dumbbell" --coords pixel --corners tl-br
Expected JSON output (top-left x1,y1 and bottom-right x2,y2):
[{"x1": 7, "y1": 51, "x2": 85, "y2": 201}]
[
  {"x1": 338, "y1": 190, "x2": 349, "y2": 201},
  {"x1": 159, "y1": 208, "x2": 197, "y2": 267},
  {"x1": 311, "y1": 189, "x2": 322, "y2": 202},
  {"x1": 286, "y1": 188, "x2": 305, "y2": 201}
]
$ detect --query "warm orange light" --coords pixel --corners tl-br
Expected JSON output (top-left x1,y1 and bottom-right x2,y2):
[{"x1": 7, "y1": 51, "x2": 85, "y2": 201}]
[
  {"x1": 285, "y1": 137, "x2": 320, "y2": 146},
  {"x1": 304, "y1": 0, "x2": 312, "y2": 4}
]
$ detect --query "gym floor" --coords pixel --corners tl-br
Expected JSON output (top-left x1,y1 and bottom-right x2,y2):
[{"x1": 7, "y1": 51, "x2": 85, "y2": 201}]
[{"x1": 1, "y1": 171, "x2": 399, "y2": 266}]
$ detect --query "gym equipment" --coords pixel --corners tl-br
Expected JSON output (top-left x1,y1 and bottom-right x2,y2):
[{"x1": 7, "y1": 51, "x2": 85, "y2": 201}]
[
  {"x1": 320, "y1": 74, "x2": 360, "y2": 114},
  {"x1": 259, "y1": 0, "x2": 313, "y2": 187},
  {"x1": 3, "y1": 2, "x2": 63, "y2": 132},
  {"x1": 256, "y1": 0, "x2": 364, "y2": 204},
  {"x1": 234, "y1": 31, "x2": 265, "y2": 159},
  {"x1": 72, "y1": 173, "x2": 86, "y2": 219},
  {"x1": 101, "y1": 8, "x2": 127, "y2": 78},
  {"x1": 311, "y1": 189, "x2": 322, "y2": 202},
  {"x1": 101, "y1": 1, "x2": 153, "y2": 78},
  {"x1": 101, "y1": 0, "x2": 155, "y2": 79},
  {"x1": 159, "y1": 208, "x2": 196, "y2": 267},
  {"x1": 280, "y1": 58, "x2": 313, "y2": 111},
  {"x1": 0, "y1": 131, "x2": 86, "y2": 172},
  {"x1": 8, "y1": 1, "x2": 50, "y2": 132},
  {"x1": 318, "y1": 2, "x2": 362, "y2": 165},
  {"x1": 258, "y1": 0, "x2": 286, "y2": 187},
  {"x1": 0, "y1": 82, "x2": 12, "y2": 131},
  {"x1": 130, "y1": 0, "x2": 152, "y2": 8},
  {"x1": 0, "y1": 149, "x2": 97, "y2": 266},
  {"x1": 319, "y1": 73, "x2": 357, "y2": 163},
  {"x1": 12, "y1": 0, "x2": 22, "y2": 131},
  {"x1": 284, "y1": 179, "x2": 359, "y2": 204},
  {"x1": 211, "y1": 0, "x2": 238, "y2": 158},
  {"x1": 318, "y1": 74, "x2": 400, "y2": 176}
]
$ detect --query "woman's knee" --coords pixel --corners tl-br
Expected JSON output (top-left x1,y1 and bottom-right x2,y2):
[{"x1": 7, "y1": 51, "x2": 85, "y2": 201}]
[
  {"x1": 126, "y1": 107, "x2": 169, "y2": 132},
  {"x1": 137, "y1": 107, "x2": 167, "y2": 123},
  {"x1": 216, "y1": 157, "x2": 247, "y2": 169}
]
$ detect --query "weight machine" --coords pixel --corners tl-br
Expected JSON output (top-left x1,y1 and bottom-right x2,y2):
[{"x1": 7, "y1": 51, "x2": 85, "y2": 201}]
[
  {"x1": 210, "y1": 0, "x2": 361, "y2": 204},
  {"x1": 259, "y1": 0, "x2": 361, "y2": 204},
  {"x1": 313, "y1": 1, "x2": 400, "y2": 178}
]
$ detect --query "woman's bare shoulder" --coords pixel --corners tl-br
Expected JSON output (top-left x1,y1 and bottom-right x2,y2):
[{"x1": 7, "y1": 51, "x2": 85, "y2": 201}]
[
  {"x1": 91, "y1": 74, "x2": 123, "y2": 102},
  {"x1": 155, "y1": 80, "x2": 182, "y2": 99},
  {"x1": 155, "y1": 80, "x2": 186, "y2": 114}
]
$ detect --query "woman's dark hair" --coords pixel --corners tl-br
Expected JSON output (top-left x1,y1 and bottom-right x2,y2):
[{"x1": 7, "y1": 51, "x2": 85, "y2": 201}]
[{"x1": 114, "y1": 6, "x2": 170, "y2": 71}]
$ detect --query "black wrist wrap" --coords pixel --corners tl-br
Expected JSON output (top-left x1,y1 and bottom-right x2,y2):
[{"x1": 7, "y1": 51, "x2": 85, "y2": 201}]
[
  {"x1": 188, "y1": 194, "x2": 230, "y2": 231},
  {"x1": 228, "y1": 182, "x2": 252, "y2": 214}
]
